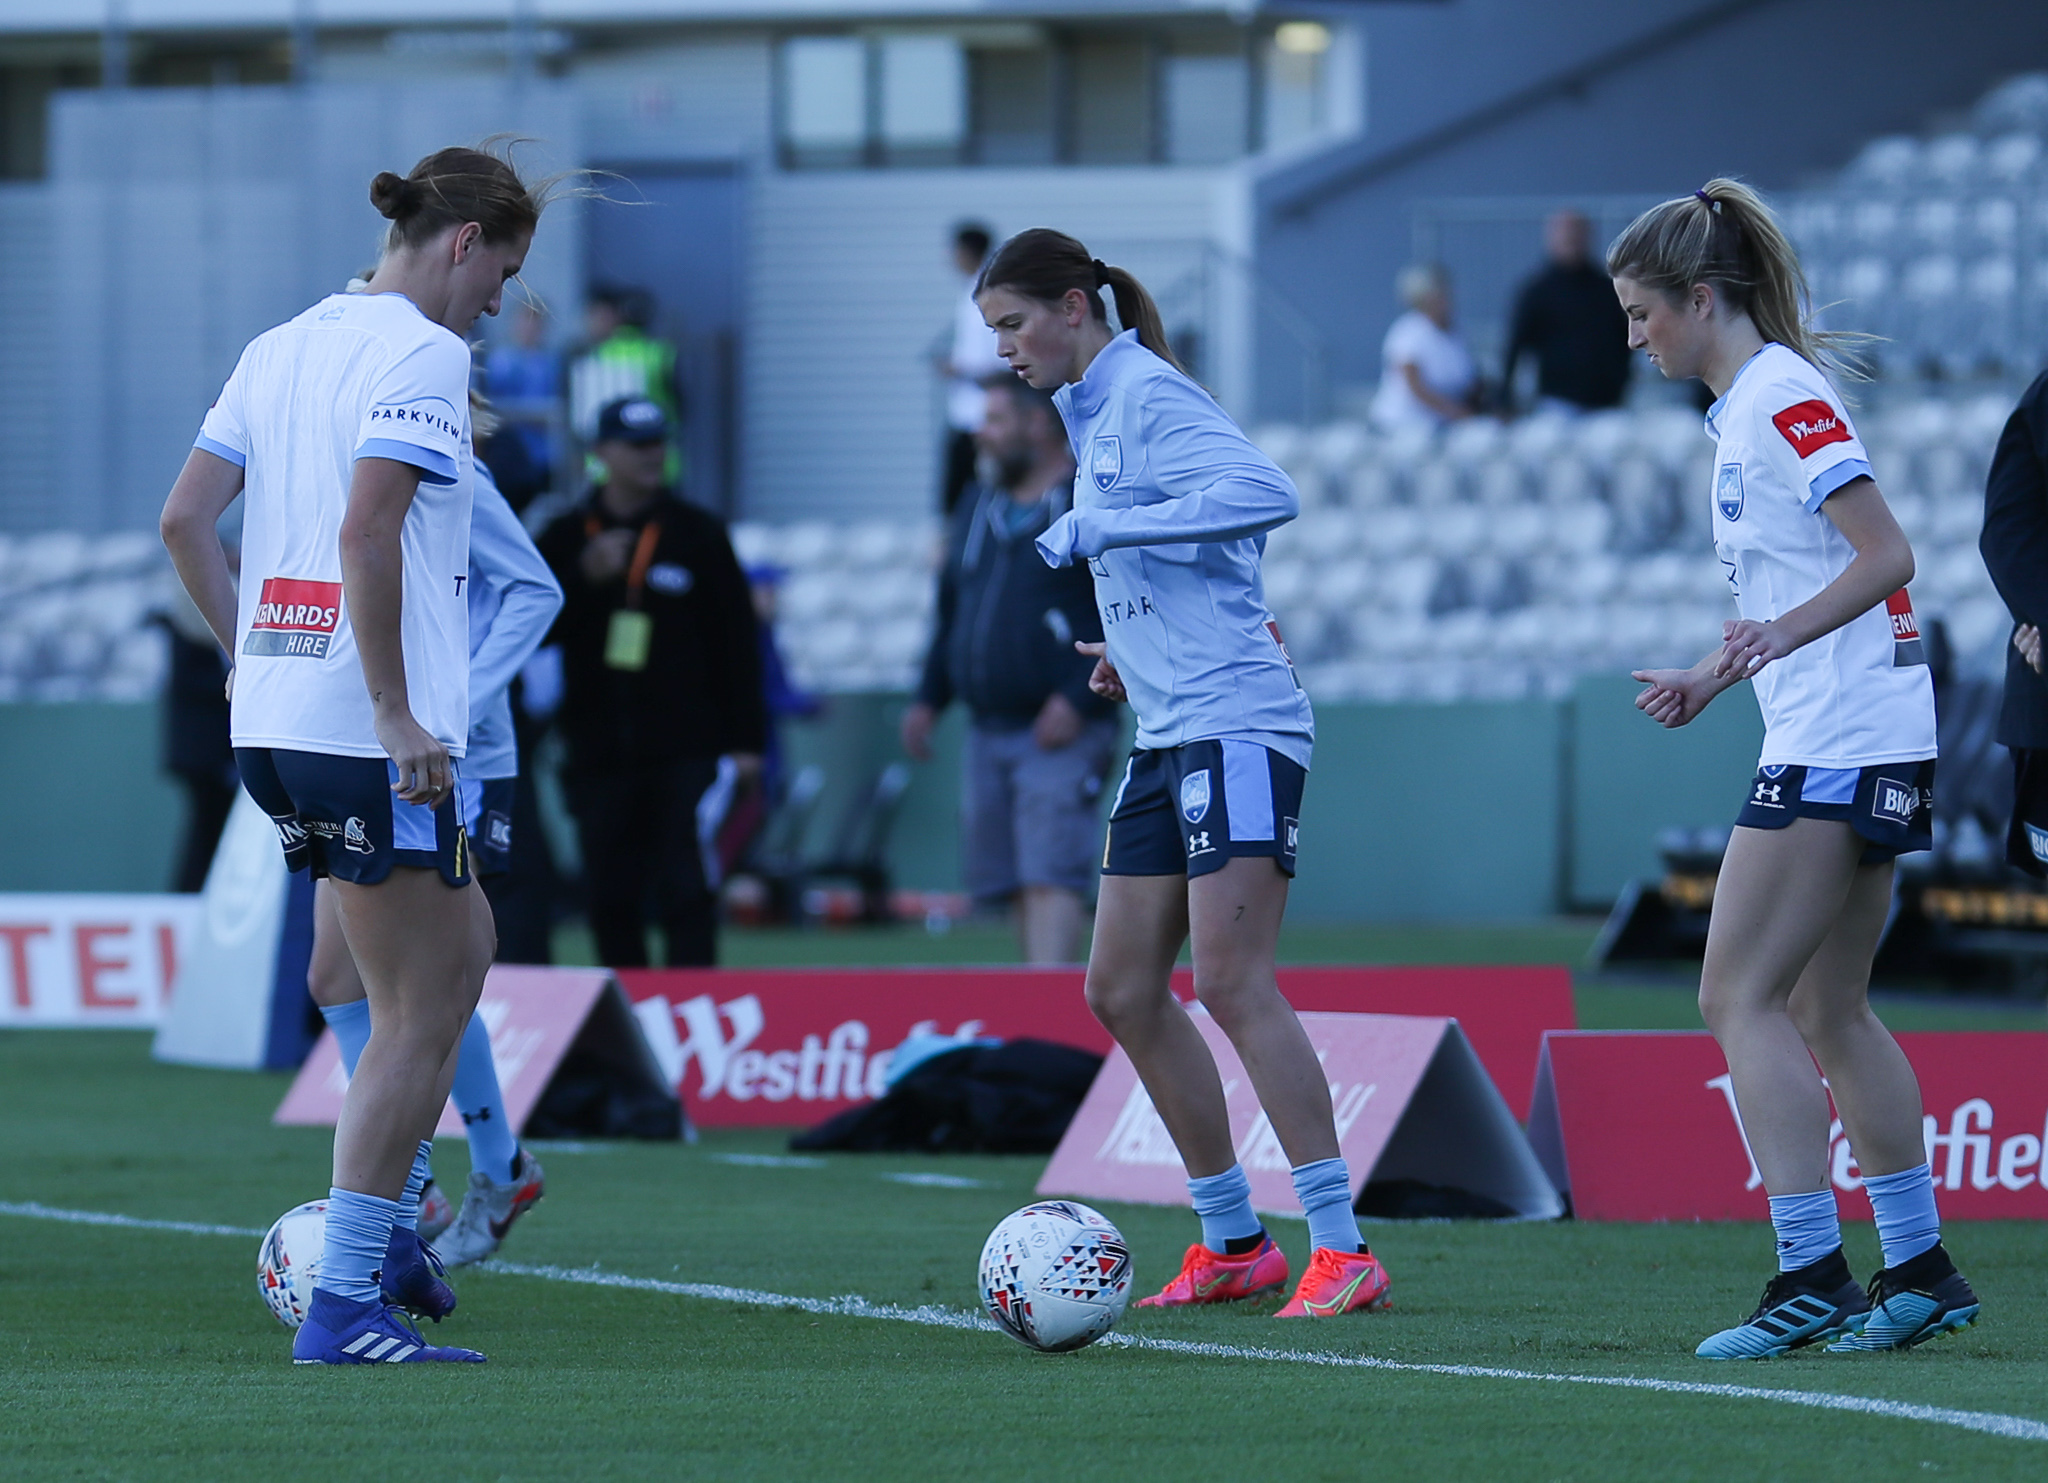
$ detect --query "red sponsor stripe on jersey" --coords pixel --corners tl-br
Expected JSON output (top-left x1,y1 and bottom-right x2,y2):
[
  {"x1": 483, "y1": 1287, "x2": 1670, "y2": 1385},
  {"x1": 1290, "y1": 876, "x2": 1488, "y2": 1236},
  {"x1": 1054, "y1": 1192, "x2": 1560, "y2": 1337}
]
[
  {"x1": 1886, "y1": 588, "x2": 1920, "y2": 640},
  {"x1": 1771, "y1": 399, "x2": 1853, "y2": 458},
  {"x1": 251, "y1": 577, "x2": 342, "y2": 633}
]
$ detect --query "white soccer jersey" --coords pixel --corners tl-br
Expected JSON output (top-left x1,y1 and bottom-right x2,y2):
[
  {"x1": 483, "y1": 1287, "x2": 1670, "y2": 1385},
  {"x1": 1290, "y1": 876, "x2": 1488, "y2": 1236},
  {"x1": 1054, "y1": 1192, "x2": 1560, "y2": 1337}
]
[
  {"x1": 1705, "y1": 342, "x2": 1935, "y2": 768},
  {"x1": 198, "y1": 292, "x2": 474, "y2": 758}
]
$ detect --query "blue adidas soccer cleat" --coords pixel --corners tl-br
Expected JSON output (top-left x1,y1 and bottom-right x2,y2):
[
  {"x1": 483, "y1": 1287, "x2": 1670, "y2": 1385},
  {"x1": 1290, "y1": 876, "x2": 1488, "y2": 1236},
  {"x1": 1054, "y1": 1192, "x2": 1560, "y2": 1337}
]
[
  {"x1": 292, "y1": 1290, "x2": 485, "y2": 1365},
  {"x1": 1696, "y1": 1249, "x2": 1869, "y2": 1360},
  {"x1": 380, "y1": 1225, "x2": 457, "y2": 1322},
  {"x1": 1827, "y1": 1243, "x2": 1980, "y2": 1353}
]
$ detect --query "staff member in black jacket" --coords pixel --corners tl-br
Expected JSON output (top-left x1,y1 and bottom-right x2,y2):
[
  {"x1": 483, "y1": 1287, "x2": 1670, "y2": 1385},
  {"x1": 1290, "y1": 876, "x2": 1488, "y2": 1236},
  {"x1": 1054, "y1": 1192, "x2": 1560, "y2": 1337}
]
[
  {"x1": 1980, "y1": 368, "x2": 2048, "y2": 874},
  {"x1": 902, "y1": 375, "x2": 1115, "y2": 963},
  {"x1": 1502, "y1": 210, "x2": 1631, "y2": 415},
  {"x1": 538, "y1": 396, "x2": 767, "y2": 965}
]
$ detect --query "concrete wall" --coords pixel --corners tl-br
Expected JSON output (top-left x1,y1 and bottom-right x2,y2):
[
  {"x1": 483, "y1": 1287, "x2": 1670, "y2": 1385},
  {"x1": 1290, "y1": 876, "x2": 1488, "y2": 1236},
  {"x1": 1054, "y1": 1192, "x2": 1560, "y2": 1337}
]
[
  {"x1": 1255, "y1": 0, "x2": 2048, "y2": 419},
  {"x1": 0, "y1": 687, "x2": 1768, "y2": 916}
]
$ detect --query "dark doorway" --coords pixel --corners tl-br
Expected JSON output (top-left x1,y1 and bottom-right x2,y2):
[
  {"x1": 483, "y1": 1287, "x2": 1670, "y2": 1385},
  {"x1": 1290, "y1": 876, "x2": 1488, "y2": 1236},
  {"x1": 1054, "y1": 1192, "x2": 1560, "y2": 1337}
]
[{"x1": 584, "y1": 164, "x2": 744, "y2": 516}]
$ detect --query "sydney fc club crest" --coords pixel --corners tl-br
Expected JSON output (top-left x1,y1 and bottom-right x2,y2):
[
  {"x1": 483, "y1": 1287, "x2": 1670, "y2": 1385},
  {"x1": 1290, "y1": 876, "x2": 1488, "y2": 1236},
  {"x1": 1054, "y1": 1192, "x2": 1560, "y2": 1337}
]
[
  {"x1": 1091, "y1": 436, "x2": 1123, "y2": 492},
  {"x1": 1716, "y1": 463, "x2": 1744, "y2": 521},
  {"x1": 1179, "y1": 769, "x2": 1211, "y2": 824}
]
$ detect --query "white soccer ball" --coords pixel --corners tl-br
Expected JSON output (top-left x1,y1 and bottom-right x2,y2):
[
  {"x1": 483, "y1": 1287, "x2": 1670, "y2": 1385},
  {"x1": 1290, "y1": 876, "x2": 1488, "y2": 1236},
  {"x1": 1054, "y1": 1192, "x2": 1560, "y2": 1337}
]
[
  {"x1": 977, "y1": 1200, "x2": 1133, "y2": 1353},
  {"x1": 257, "y1": 1199, "x2": 327, "y2": 1329}
]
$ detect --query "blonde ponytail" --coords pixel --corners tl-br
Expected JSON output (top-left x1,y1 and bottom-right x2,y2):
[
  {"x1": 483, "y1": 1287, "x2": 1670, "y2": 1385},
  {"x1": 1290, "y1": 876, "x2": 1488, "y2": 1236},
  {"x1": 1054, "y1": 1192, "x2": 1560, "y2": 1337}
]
[{"x1": 1606, "y1": 177, "x2": 1869, "y2": 384}]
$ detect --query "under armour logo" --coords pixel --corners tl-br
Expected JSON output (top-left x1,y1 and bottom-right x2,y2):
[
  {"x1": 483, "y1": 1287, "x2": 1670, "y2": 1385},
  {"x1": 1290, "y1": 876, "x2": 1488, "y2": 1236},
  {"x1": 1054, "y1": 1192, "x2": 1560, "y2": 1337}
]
[
  {"x1": 460, "y1": 1107, "x2": 493, "y2": 1125},
  {"x1": 1754, "y1": 784, "x2": 1780, "y2": 804},
  {"x1": 1188, "y1": 831, "x2": 1212, "y2": 853}
]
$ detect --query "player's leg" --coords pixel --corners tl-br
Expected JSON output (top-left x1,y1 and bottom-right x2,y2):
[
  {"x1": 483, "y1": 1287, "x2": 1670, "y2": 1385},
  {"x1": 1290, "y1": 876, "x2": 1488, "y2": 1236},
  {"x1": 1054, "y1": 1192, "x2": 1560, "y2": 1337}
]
[
  {"x1": 1012, "y1": 720, "x2": 1111, "y2": 965},
  {"x1": 577, "y1": 767, "x2": 654, "y2": 968},
  {"x1": 1789, "y1": 860, "x2": 1979, "y2": 1351},
  {"x1": 653, "y1": 757, "x2": 721, "y2": 967},
  {"x1": 1693, "y1": 818, "x2": 1870, "y2": 1357}
]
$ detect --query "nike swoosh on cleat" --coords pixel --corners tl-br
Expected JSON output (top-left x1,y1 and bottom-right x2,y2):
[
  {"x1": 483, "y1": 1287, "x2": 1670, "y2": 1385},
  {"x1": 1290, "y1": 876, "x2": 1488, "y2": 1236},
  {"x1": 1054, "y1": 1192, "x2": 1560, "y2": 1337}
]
[
  {"x1": 1193, "y1": 1271, "x2": 1238, "y2": 1298},
  {"x1": 1305, "y1": 1273, "x2": 1370, "y2": 1316}
]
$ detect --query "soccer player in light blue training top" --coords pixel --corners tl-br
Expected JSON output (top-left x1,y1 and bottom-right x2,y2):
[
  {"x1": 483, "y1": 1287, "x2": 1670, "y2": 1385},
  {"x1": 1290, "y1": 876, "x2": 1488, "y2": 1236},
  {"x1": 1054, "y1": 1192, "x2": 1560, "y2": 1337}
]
[
  {"x1": 977, "y1": 228, "x2": 1390, "y2": 1318},
  {"x1": 307, "y1": 415, "x2": 561, "y2": 1277},
  {"x1": 1619, "y1": 180, "x2": 1977, "y2": 1358}
]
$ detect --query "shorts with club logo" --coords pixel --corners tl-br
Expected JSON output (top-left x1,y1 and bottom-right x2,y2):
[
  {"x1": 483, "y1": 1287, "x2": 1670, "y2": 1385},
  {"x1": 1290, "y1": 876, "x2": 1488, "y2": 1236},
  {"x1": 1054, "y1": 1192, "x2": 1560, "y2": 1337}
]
[
  {"x1": 2004, "y1": 748, "x2": 2048, "y2": 877},
  {"x1": 459, "y1": 776, "x2": 516, "y2": 879},
  {"x1": 1735, "y1": 758, "x2": 1934, "y2": 863},
  {"x1": 1102, "y1": 738, "x2": 1304, "y2": 879},
  {"x1": 235, "y1": 747, "x2": 472, "y2": 888}
]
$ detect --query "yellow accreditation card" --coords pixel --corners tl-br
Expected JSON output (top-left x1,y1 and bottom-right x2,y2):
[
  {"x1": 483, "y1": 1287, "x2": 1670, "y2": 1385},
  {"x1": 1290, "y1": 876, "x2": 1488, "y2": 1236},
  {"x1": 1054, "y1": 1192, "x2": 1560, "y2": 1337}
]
[{"x1": 604, "y1": 608, "x2": 654, "y2": 671}]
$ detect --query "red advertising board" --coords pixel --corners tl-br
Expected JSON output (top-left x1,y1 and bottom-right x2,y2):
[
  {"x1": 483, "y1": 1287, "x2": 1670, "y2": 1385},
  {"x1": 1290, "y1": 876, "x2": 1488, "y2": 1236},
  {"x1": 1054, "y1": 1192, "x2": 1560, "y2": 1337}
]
[
  {"x1": 618, "y1": 965, "x2": 1573, "y2": 1128},
  {"x1": 1530, "y1": 1030, "x2": 2048, "y2": 1221},
  {"x1": 0, "y1": 895, "x2": 198, "y2": 1028}
]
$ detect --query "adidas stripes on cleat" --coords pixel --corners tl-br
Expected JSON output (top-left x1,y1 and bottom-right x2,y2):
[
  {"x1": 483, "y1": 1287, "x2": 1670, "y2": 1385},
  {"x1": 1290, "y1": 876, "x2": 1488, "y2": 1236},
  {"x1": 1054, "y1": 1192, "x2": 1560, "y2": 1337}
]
[
  {"x1": 1827, "y1": 1243, "x2": 1980, "y2": 1353},
  {"x1": 417, "y1": 1179, "x2": 455, "y2": 1245},
  {"x1": 1276, "y1": 1248, "x2": 1391, "y2": 1318},
  {"x1": 1135, "y1": 1234, "x2": 1289, "y2": 1308},
  {"x1": 292, "y1": 1290, "x2": 485, "y2": 1365},
  {"x1": 436, "y1": 1148, "x2": 546, "y2": 1268},
  {"x1": 380, "y1": 1225, "x2": 457, "y2": 1322},
  {"x1": 1696, "y1": 1249, "x2": 1868, "y2": 1360}
]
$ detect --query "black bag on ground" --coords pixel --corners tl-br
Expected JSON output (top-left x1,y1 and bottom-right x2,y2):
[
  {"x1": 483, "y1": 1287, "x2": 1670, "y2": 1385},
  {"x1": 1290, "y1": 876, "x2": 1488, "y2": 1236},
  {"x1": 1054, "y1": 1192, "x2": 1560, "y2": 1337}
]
[{"x1": 790, "y1": 1039, "x2": 1103, "y2": 1154}]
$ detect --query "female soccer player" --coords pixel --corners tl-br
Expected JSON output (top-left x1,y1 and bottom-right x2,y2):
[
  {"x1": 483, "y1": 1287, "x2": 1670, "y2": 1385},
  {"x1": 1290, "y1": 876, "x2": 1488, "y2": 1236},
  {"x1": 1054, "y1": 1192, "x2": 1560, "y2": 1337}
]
[
  {"x1": 307, "y1": 403, "x2": 562, "y2": 1275},
  {"x1": 978, "y1": 229, "x2": 1389, "y2": 1317},
  {"x1": 160, "y1": 146, "x2": 548, "y2": 1364},
  {"x1": 1617, "y1": 180, "x2": 1978, "y2": 1358}
]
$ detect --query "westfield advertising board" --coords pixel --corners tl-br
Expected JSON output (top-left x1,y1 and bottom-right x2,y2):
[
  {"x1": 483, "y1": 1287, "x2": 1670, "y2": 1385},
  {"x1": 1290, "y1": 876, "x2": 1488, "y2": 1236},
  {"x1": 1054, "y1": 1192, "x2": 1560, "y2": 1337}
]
[
  {"x1": 1529, "y1": 1030, "x2": 2048, "y2": 1220},
  {"x1": 617, "y1": 965, "x2": 1573, "y2": 1128}
]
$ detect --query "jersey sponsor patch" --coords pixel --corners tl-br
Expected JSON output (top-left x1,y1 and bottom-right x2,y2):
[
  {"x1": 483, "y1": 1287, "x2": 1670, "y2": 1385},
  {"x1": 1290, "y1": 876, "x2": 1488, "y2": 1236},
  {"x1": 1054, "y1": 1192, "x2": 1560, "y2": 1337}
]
[
  {"x1": 1716, "y1": 462, "x2": 1745, "y2": 521},
  {"x1": 1886, "y1": 589, "x2": 1926, "y2": 667},
  {"x1": 245, "y1": 577, "x2": 342, "y2": 658},
  {"x1": 1771, "y1": 399, "x2": 1853, "y2": 459},
  {"x1": 1091, "y1": 435, "x2": 1123, "y2": 491},
  {"x1": 1179, "y1": 768, "x2": 1212, "y2": 824}
]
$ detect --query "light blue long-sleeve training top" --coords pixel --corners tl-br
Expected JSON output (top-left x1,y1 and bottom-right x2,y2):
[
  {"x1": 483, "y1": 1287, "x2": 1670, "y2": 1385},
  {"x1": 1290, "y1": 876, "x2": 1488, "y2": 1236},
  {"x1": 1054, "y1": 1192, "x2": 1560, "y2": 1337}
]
[
  {"x1": 1037, "y1": 330, "x2": 1314, "y2": 767},
  {"x1": 465, "y1": 466, "x2": 563, "y2": 781}
]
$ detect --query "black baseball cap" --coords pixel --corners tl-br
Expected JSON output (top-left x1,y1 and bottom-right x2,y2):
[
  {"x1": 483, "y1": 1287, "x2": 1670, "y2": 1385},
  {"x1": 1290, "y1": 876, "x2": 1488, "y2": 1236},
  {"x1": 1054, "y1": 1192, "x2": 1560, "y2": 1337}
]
[{"x1": 595, "y1": 396, "x2": 670, "y2": 445}]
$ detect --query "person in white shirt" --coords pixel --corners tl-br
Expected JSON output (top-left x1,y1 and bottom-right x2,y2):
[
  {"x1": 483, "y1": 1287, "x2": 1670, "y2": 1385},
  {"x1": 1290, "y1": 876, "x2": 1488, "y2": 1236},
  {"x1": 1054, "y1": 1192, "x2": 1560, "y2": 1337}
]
[
  {"x1": 936, "y1": 222, "x2": 1006, "y2": 513},
  {"x1": 1369, "y1": 263, "x2": 1478, "y2": 430},
  {"x1": 1619, "y1": 179, "x2": 1976, "y2": 1361},
  {"x1": 159, "y1": 145, "x2": 551, "y2": 1366}
]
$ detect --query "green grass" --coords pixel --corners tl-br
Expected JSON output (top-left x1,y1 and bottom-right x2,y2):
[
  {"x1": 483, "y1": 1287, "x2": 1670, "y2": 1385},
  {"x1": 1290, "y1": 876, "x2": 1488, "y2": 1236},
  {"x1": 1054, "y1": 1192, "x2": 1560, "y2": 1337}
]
[{"x1": 3, "y1": 923, "x2": 2044, "y2": 1480}]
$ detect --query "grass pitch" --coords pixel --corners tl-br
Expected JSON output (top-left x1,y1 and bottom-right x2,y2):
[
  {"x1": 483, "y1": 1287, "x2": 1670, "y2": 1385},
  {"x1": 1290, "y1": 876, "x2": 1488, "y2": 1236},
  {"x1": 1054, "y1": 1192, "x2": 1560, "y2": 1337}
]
[{"x1": 3, "y1": 939, "x2": 2045, "y2": 1481}]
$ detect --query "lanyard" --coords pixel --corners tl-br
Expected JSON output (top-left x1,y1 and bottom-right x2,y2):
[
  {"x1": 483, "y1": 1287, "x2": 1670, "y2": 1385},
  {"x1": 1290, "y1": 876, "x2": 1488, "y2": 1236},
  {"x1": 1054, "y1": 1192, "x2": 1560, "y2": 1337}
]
[{"x1": 588, "y1": 514, "x2": 663, "y2": 609}]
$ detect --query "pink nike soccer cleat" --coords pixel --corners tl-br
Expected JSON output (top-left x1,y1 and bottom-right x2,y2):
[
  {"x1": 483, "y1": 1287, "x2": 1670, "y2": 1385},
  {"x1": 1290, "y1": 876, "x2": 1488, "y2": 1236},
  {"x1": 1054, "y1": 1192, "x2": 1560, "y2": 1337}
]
[
  {"x1": 1276, "y1": 1247, "x2": 1392, "y2": 1318},
  {"x1": 1135, "y1": 1234, "x2": 1290, "y2": 1308}
]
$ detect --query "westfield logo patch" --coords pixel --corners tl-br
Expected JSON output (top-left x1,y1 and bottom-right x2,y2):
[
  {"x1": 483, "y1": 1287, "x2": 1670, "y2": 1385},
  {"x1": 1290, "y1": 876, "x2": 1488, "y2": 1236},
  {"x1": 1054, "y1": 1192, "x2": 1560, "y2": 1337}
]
[{"x1": 1771, "y1": 399, "x2": 1853, "y2": 458}]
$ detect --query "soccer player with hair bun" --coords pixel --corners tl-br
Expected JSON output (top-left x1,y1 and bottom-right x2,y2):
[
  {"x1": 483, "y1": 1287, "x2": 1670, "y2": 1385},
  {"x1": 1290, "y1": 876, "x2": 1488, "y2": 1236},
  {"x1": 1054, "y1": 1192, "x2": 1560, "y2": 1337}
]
[
  {"x1": 160, "y1": 145, "x2": 553, "y2": 1365},
  {"x1": 1616, "y1": 180, "x2": 1978, "y2": 1358},
  {"x1": 977, "y1": 228, "x2": 1391, "y2": 1318}
]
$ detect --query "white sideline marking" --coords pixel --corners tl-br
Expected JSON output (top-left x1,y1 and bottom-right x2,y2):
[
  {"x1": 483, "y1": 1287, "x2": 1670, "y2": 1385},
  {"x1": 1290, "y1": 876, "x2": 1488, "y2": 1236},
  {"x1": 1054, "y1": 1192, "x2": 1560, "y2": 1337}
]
[
  {"x1": 706, "y1": 1153, "x2": 826, "y2": 1169},
  {"x1": 3, "y1": 1199, "x2": 2040, "y2": 1444},
  {"x1": 881, "y1": 1173, "x2": 988, "y2": 1189}
]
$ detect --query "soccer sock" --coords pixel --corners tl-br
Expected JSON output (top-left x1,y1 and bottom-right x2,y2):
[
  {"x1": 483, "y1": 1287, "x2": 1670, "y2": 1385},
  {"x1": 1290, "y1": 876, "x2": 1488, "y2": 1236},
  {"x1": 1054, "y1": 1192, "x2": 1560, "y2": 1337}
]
[
  {"x1": 318, "y1": 1188, "x2": 400, "y2": 1305},
  {"x1": 451, "y1": 1011, "x2": 519, "y2": 1185},
  {"x1": 1862, "y1": 1162, "x2": 1941, "y2": 1269},
  {"x1": 394, "y1": 1141, "x2": 434, "y2": 1233},
  {"x1": 1291, "y1": 1157, "x2": 1365, "y2": 1254},
  {"x1": 1766, "y1": 1188, "x2": 1842, "y2": 1272},
  {"x1": 319, "y1": 998, "x2": 373, "y2": 1079},
  {"x1": 1187, "y1": 1165, "x2": 1263, "y2": 1254}
]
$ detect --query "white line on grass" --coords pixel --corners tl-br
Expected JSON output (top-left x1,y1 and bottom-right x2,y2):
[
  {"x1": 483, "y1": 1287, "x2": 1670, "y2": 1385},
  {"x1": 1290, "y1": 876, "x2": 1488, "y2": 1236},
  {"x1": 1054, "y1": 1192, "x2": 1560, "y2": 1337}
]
[
  {"x1": 880, "y1": 1173, "x2": 989, "y2": 1189},
  {"x1": 4, "y1": 1199, "x2": 2039, "y2": 1445}
]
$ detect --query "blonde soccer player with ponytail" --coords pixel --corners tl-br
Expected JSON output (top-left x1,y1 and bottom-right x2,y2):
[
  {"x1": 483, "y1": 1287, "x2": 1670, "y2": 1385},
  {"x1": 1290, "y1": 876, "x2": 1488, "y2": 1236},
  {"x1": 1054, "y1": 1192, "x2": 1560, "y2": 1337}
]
[
  {"x1": 1618, "y1": 181, "x2": 1978, "y2": 1358},
  {"x1": 977, "y1": 228, "x2": 1390, "y2": 1318}
]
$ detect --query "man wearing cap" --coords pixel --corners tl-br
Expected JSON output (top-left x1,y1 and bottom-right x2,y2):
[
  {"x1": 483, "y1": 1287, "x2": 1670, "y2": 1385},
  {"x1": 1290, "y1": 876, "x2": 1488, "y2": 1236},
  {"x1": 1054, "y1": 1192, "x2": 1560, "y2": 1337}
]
[{"x1": 536, "y1": 396, "x2": 768, "y2": 967}]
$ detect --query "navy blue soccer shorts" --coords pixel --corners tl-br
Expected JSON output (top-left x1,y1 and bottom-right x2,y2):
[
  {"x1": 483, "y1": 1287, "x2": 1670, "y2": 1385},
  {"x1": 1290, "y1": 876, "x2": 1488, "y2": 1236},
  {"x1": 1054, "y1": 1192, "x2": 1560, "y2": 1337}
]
[
  {"x1": 1734, "y1": 758, "x2": 1934, "y2": 864},
  {"x1": 460, "y1": 776, "x2": 516, "y2": 879},
  {"x1": 235, "y1": 747, "x2": 473, "y2": 888},
  {"x1": 1102, "y1": 739, "x2": 1304, "y2": 879}
]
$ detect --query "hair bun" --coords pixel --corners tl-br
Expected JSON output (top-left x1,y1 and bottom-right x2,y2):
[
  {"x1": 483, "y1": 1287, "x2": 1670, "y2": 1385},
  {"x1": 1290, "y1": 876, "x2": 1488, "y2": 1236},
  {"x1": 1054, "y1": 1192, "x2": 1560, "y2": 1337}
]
[{"x1": 369, "y1": 171, "x2": 415, "y2": 220}]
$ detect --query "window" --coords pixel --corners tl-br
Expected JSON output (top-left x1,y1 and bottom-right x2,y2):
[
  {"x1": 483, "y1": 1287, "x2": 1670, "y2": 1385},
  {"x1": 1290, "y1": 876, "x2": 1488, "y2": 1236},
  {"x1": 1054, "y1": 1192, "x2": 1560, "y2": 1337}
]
[
  {"x1": 1262, "y1": 20, "x2": 1330, "y2": 151},
  {"x1": 782, "y1": 36, "x2": 866, "y2": 167},
  {"x1": 1163, "y1": 49, "x2": 1247, "y2": 165},
  {"x1": 878, "y1": 35, "x2": 965, "y2": 164},
  {"x1": 969, "y1": 42, "x2": 1054, "y2": 165},
  {"x1": 1069, "y1": 36, "x2": 1151, "y2": 164}
]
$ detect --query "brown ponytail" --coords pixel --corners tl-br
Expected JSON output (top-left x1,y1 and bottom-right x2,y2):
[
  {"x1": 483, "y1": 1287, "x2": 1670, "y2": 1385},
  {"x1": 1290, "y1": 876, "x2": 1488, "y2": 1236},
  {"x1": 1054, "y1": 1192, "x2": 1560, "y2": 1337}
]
[
  {"x1": 370, "y1": 142, "x2": 551, "y2": 250},
  {"x1": 1606, "y1": 177, "x2": 1868, "y2": 384},
  {"x1": 977, "y1": 228, "x2": 1190, "y2": 377}
]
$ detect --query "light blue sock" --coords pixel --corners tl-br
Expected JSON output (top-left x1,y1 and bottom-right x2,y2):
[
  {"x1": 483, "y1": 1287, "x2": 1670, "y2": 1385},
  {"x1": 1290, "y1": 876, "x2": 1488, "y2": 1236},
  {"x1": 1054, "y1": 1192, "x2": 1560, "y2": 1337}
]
[
  {"x1": 317, "y1": 1188, "x2": 400, "y2": 1305},
  {"x1": 452, "y1": 1012, "x2": 519, "y2": 1185},
  {"x1": 1862, "y1": 1162, "x2": 1941, "y2": 1269},
  {"x1": 1291, "y1": 1157, "x2": 1363, "y2": 1254},
  {"x1": 319, "y1": 998, "x2": 372, "y2": 1079},
  {"x1": 1187, "y1": 1164, "x2": 1262, "y2": 1253},
  {"x1": 1766, "y1": 1188, "x2": 1841, "y2": 1271},
  {"x1": 394, "y1": 1140, "x2": 434, "y2": 1232}
]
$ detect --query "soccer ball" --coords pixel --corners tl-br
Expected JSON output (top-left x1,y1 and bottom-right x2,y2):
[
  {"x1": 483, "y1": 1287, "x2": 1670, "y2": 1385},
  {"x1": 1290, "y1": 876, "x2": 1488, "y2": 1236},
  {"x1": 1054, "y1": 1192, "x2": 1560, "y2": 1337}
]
[
  {"x1": 977, "y1": 1201, "x2": 1133, "y2": 1353},
  {"x1": 257, "y1": 1199, "x2": 327, "y2": 1329}
]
